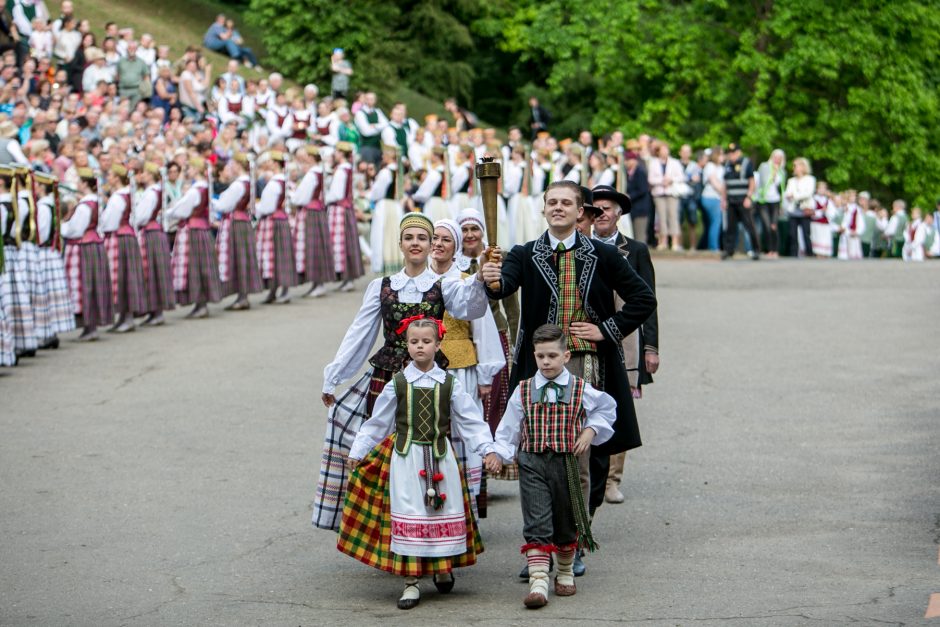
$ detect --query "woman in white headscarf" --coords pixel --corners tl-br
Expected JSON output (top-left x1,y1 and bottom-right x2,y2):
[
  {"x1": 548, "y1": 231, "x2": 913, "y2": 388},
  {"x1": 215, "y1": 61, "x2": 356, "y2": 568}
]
[{"x1": 428, "y1": 218, "x2": 505, "y2": 518}]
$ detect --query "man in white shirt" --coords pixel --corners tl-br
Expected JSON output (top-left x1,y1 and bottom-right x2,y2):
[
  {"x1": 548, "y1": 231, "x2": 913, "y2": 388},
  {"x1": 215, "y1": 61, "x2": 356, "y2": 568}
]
[
  {"x1": 354, "y1": 92, "x2": 388, "y2": 166},
  {"x1": 219, "y1": 58, "x2": 245, "y2": 95}
]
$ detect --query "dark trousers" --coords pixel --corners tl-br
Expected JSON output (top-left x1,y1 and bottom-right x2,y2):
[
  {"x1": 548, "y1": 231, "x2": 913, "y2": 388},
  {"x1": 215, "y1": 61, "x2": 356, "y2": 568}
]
[
  {"x1": 588, "y1": 451, "x2": 610, "y2": 515},
  {"x1": 861, "y1": 242, "x2": 872, "y2": 258},
  {"x1": 723, "y1": 201, "x2": 760, "y2": 256},
  {"x1": 789, "y1": 215, "x2": 813, "y2": 257},
  {"x1": 755, "y1": 202, "x2": 780, "y2": 253},
  {"x1": 519, "y1": 450, "x2": 577, "y2": 546}
]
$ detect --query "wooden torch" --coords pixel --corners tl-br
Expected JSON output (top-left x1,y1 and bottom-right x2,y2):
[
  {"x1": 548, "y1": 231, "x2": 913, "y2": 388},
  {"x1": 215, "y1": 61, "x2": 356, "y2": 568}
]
[{"x1": 475, "y1": 156, "x2": 502, "y2": 289}]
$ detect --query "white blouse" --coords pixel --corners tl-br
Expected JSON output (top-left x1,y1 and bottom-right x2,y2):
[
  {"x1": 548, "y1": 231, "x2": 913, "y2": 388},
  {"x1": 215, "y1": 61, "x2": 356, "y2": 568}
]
[
  {"x1": 321, "y1": 268, "x2": 488, "y2": 394},
  {"x1": 348, "y1": 362, "x2": 495, "y2": 461}
]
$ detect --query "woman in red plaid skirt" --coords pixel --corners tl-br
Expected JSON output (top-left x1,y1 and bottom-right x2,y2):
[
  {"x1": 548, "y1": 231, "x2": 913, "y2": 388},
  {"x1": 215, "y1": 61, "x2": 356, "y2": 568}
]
[
  {"x1": 290, "y1": 146, "x2": 333, "y2": 298},
  {"x1": 324, "y1": 142, "x2": 364, "y2": 292},
  {"x1": 340, "y1": 316, "x2": 502, "y2": 610},
  {"x1": 212, "y1": 154, "x2": 262, "y2": 311},
  {"x1": 254, "y1": 150, "x2": 297, "y2": 304},
  {"x1": 167, "y1": 156, "x2": 222, "y2": 319},
  {"x1": 132, "y1": 162, "x2": 177, "y2": 326},
  {"x1": 60, "y1": 168, "x2": 114, "y2": 342},
  {"x1": 101, "y1": 164, "x2": 147, "y2": 333}
]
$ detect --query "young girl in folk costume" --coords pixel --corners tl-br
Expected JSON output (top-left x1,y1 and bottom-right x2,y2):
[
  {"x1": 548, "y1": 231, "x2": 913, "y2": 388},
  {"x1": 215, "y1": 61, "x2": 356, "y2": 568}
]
[
  {"x1": 0, "y1": 166, "x2": 38, "y2": 356},
  {"x1": 101, "y1": 164, "x2": 147, "y2": 333},
  {"x1": 428, "y1": 218, "x2": 506, "y2": 517},
  {"x1": 290, "y1": 146, "x2": 334, "y2": 298},
  {"x1": 325, "y1": 141, "x2": 364, "y2": 292},
  {"x1": 314, "y1": 212, "x2": 489, "y2": 531},
  {"x1": 339, "y1": 316, "x2": 502, "y2": 610},
  {"x1": 254, "y1": 150, "x2": 298, "y2": 304},
  {"x1": 32, "y1": 173, "x2": 76, "y2": 347},
  {"x1": 60, "y1": 167, "x2": 114, "y2": 341},
  {"x1": 456, "y1": 208, "x2": 521, "y2": 480},
  {"x1": 212, "y1": 153, "x2": 263, "y2": 311},
  {"x1": 166, "y1": 156, "x2": 222, "y2": 319}
]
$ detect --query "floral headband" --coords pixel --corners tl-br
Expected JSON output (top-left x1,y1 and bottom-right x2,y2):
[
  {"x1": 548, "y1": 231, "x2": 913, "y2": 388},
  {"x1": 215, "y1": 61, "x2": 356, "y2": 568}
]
[{"x1": 395, "y1": 314, "x2": 447, "y2": 339}]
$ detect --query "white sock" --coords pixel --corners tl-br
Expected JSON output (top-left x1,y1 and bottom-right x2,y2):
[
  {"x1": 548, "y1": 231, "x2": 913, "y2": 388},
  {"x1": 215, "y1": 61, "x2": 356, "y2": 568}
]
[{"x1": 400, "y1": 577, "x2": 420, "y2": 601}]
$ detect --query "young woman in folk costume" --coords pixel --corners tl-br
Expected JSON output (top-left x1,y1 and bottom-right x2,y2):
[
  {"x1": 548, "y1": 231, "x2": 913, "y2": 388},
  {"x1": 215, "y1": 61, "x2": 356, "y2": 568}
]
[
  {"x1": 212, "y1": 153, "x2": 263, "y2": 311},
  {"x1": 290, "y1": 145, "x2": 334, "y2": 298},
  {"x1": 455, "y1": 207, "x2": 521, "y2": 480},
  {"x1": 31, "y1": 173, "x2": 76, "y2": 348},
  {"x1": 339, "y1": 316, "x2": 502, "y2": 610},
  {"x1": 313, "y1": 212, "x2": 490, "y2": 532},
  {"x1": 325, "y1": 141, "x2": 364, "y2": 292},
  {"x1": 0, "y1": 166, "x2": 38, "y2": 356},
  {"x1": 101, "y1": 164, "x2": 147, "y2": 333},
  {"x1": 254, "y1": 150, "x2": 298, "y2": 304},
  {"x1": 166, "y1": 155, "x2": 222, "y2": 319},
  {"x1": 447, "y1": 144, "x2": 475, "y2": 221},
  {"x1": 60, "y1": 167, "x2": 114, "y2": 341},
  {"x1": 132, "y1": 161, "x2": 177, "y2": 326},
  {"x1": 367, "y1": 146, "x2": 405, "y2": 275},
  {"x1": 427, "y1": 218, "x2": 506, "y2": 518}
]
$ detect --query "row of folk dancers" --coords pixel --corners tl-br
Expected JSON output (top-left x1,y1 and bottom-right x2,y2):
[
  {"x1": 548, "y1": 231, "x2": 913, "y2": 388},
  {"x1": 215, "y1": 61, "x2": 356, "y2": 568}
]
[{"x1": 0, "y1": 142, "x2": 365, "y2": 367}]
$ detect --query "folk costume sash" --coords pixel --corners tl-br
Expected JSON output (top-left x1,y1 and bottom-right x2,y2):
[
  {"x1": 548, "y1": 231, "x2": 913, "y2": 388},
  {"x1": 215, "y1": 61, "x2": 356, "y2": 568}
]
[{"x1": 556, "y1": 242, "x2": 596, "y2": 354}]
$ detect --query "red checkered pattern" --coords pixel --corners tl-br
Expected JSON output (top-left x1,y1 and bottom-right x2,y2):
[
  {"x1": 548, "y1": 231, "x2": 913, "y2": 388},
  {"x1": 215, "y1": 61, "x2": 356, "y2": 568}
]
[
  {"x1": 255, "y1": 216, "x2": 275, "y2": 279},
  {"x1": 105, "y1": 233, "x2": 120, "y2": 305},
  {"x1": 170, "y1": 227, "x2": 190, "y2": 293},
  {"x1": 519, "y1": 376, "x2": 587, "y2": 453},
  {"x1": 64, "y1": 243, "x2": 83, "y2": 315},
  {"x1": 328, "y1": 205, "x2": 346, "y2": 274}
]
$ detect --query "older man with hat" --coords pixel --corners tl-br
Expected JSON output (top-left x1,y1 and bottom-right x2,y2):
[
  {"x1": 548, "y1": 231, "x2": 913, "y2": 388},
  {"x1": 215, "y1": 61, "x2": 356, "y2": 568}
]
[{"x1": 591, "y1": 184, "x2": 659, "y2": 504}]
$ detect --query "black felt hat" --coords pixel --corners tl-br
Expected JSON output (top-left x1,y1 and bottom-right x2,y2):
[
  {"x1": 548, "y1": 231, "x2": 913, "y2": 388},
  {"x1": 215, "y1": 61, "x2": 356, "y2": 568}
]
[{"x1": 591, "y1": 184, "x2": 632, "y2": 214}]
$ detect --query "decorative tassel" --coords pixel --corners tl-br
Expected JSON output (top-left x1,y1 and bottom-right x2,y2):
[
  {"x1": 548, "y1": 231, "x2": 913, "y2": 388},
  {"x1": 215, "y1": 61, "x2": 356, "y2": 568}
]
[{"x1": 564, "y1": 453, "x2": 598, "y2": 552}]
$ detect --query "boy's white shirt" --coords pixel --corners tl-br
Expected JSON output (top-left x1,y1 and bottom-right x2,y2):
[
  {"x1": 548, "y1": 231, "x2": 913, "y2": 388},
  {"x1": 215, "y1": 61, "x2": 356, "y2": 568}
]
[
  {"x1": 348, "y1": 362, "x2": 495, "y2": 461},
  {"x1": 493, "y1": 366, "x2": 616, "y2": 463}
]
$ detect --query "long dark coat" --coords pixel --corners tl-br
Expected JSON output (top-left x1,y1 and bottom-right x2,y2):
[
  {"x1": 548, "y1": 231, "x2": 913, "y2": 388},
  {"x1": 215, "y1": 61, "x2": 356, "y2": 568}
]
[
  {"x1": 485, "y1": 230, "x2": 657, "y2": 454},
  {"x1": 614, "y1": 232, "x2": 659, "y2": 385}
]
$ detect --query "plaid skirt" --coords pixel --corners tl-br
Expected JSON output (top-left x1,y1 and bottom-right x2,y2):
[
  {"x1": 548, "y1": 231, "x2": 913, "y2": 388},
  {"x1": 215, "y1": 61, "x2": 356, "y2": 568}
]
[
  {"x1": 0, "y1": 298, "x2": 15, "y2": 365},
  {"x1": 296, "y1": 209, "x2": 334, "y2": 284},
  {"x1": 312, "y1": 367, "x2": 395, "y2": 531},
  {"x1": 112, "y1": 234, "x2": 147, "y2": 315},
  {"x1": 1, "y1": 246, "x2": 38, "y2": 352},
  {"x1": 23, "y1": 243, "x2": 53, "y2": 341},
  {"x1": 139, "y1": 230, "x2": 176, "y2": 312},
  {"x1": 63, "y1": 242, "x2": 113, "y2": 327},
  {"x1": 337, "y1": 435, "x2": 484, "y2": 576},
  {"x1": 487, "y1": 330, "x2": 519, "y2": 481},
  {"x1": 36, "y1": 247, "x2": 76, "y2": 336},
  {"x1": 173, "y1": 228, "x2": 222, "y2": 306},
  {"x1": 256, "y1": 217, "x2": 298, "y2": 287},
  {"x1": 328, "y1": 203, "x2": 364, "y2": 280},
  {"x1": 218, "y1": 219, "x2": 263, "y2": 297}
]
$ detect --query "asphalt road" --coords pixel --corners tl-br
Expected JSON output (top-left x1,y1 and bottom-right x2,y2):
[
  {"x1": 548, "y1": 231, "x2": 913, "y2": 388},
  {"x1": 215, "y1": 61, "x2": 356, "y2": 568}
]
[{"x1": 1, "y1": 258, "x2": 938, "y2": 626}]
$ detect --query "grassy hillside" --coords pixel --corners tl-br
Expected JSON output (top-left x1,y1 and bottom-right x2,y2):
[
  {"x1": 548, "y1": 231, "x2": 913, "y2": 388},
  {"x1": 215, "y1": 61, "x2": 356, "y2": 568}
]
[{"x1": 82, "y1": 0, "x2": 456, "y2": 123}]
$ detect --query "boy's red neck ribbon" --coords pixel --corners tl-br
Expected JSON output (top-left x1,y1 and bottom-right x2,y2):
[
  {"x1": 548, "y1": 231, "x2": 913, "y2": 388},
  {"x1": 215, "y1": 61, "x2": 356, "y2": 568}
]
[{"x1": 395, "y1": 314, "x2": 446, "y2": 339}]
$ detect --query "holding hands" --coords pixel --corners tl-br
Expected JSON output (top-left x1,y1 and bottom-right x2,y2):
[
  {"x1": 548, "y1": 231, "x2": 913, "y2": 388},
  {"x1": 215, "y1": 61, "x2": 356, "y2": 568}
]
[{"x1": 483, "y1": 452, "x2": 502, "y2": 474}]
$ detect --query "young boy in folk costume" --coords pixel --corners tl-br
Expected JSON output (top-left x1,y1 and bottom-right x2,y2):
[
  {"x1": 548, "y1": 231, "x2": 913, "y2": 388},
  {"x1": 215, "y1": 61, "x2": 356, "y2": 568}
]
[
  {"x1": 254, "y1": 150, "x2": 297, "y2": 304},
  {"x1": 60, "y1": 167, "x2": 114, "y2": 341},
  {"x1": 339, "y1": 316, "x2": 501, "y2": 610},
  {"x1": 133, "y1": 161, "x2": 177, "y2": 326},
  {"x1": 0, "y1": 166, "x2": 38, "y2": 355},
  {"x1": 212, "y1": 153, "x2": 263, "y2": 311},
  {"x1": 290, "y1": 145, "x2": 334, "y2": 298},
  {"x1": 32, "y1": 172, "x2": 76, "y2": 347},
  {"x1": 101, "y1": 164, "x2": 147, "y2": 332},
  {"x1": 166, "y1": 155, "x2": 222, "y2": 319},
  {"x1": 325, "y1": 141, "x2": 364, "y2": 292},
  {"x1": 493, "y1": 324, "x2": 616, "y2": 609}
]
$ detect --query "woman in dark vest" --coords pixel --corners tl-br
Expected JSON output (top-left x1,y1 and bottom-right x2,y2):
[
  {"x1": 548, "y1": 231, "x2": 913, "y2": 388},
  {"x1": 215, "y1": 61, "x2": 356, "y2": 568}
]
[{"x1": 312, "y1": 212, "x2": 489, "y2": 531}]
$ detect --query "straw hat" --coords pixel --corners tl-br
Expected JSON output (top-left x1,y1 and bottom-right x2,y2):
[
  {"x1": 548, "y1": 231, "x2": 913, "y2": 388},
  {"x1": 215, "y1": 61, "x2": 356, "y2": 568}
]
[{"x1": 0, "y1": 120, "x2": 18, "y2": 139}]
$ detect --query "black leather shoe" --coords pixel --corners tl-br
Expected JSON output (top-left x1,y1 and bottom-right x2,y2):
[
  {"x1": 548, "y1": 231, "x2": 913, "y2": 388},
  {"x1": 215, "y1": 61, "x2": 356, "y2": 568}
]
[
  {"x1": 433, "y1": 572, "x2": 455, "y2": 593},
  {"x1": 573, "y1": 551, "x2": 586, "y2": 577}
]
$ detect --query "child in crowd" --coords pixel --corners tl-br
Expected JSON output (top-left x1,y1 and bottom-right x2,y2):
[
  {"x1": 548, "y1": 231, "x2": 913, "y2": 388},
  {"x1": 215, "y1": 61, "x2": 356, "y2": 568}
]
[
  {"x1": 493, "y1": 323, "x2": 616, "y2": 609},
  {"x1": 339, "y1": 315, "x2": 501, "y2": 610}
]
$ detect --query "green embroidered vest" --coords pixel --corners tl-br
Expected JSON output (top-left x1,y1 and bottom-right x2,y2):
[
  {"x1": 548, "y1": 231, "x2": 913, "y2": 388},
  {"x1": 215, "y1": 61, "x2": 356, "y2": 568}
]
[
  {"x1": 361, "y1": 109, "x2": 381, "y2": 149},
  {"x1": 392, "y1": 372, "x2": 453, "y2": 459}
]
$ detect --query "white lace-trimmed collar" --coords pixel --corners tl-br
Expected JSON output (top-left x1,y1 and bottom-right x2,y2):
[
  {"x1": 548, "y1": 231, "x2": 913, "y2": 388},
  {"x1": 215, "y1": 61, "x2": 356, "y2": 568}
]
[
  {"x1": 389, "y1": 267, "x2": 438, "y2": 292},
  {"x1": 534, "y1": 367, "x2": 571, "y2": 390},
  {"x1": 403, "y1": 361, "x2": 447, "y2": 383}
]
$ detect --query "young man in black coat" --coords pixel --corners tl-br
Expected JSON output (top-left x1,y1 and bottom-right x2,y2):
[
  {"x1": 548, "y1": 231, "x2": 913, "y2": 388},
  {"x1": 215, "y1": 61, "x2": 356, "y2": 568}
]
[
  {"x1": 591, "y1": 184, "x2": 659, "y2": 504},
  {"x1": 480, "y1": 180, "x2": 656, "y2": 573}
]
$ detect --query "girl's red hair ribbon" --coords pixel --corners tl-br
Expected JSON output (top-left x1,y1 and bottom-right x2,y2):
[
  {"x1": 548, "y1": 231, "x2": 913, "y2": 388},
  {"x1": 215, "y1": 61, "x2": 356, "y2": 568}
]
[{"x1": 395, "y1": 314, "x2": 447, "y2": 339}]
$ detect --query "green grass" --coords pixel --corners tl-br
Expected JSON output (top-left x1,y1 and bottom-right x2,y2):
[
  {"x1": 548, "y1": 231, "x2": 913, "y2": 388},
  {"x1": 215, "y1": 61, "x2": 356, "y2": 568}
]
[{"x1": 82, "y1": 0, "x2": 267, "y2": 81}]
